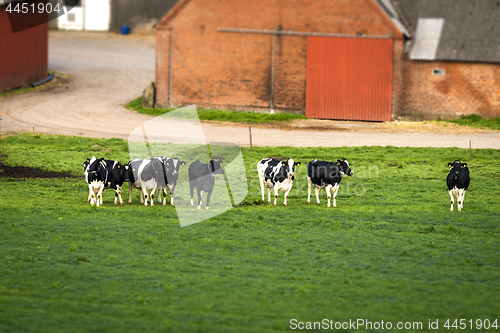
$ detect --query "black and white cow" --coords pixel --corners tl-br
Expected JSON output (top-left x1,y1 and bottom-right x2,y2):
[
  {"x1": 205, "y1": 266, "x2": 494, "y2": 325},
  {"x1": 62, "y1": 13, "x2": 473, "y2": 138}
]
[
  {"x1": 257, "y1": 158, "x2": 300, "y2": 206},
  {"x1": 447, "y1": 160, "x2": 470, "y2": 211},
  {"x1": 307, "y1": 158, "x2": 353, "y2": 207},
  {"x1": 84, "y1": 157, "x2": 127, "y2": 206},
  {"x1": 127, "y1": 157, "x2": 166, "y2": 206},
  {"x1": 157, "y1": 156, "x2": 186, "y2": 206},
  {"x1": 188, "y1": 159, "x2": 224, "y2": 209}
]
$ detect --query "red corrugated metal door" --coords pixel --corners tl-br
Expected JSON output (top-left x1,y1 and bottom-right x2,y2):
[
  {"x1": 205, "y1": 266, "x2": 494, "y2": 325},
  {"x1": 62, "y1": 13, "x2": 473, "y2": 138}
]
[{"x1": 306, "y1": 37, "x2": 393, "y2": 121}]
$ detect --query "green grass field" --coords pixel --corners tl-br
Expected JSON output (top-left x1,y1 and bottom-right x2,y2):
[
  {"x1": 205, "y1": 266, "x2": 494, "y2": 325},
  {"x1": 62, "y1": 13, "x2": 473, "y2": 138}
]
[
  {"x1": 126, "y1": 97, "x2": 307, "y2": 123},
  {"x1": 1, "y1": 134, "x2": 499, "y2": 332}
]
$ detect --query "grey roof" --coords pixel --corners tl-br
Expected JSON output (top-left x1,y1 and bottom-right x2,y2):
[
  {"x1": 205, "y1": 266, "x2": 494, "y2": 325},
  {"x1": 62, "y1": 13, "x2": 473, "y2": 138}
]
[{"x1": 394, "y1": 0, "x2": 500, "y2": 63}]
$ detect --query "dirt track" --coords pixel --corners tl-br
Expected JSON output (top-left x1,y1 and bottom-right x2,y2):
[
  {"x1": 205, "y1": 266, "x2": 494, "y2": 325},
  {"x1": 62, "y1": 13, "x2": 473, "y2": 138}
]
[{"x1": 1, "y1": 31, "x2": 499, "y2": 149}]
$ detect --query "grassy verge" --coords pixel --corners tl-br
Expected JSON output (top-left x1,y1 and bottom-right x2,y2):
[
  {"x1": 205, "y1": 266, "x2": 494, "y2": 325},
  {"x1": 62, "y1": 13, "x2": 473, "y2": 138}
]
[
  {"x1": 126, "y1": 97, "x2": 307, "y2": 123},
  {"x1": 1, "y1": 133, "x2": 499, "y2": 332},
  {"x1": 437, "y1": 114, "x2": 500, "y2": 131},
  {"x1": 0, "y1": 72, "x2": 66, "y2": 99}
]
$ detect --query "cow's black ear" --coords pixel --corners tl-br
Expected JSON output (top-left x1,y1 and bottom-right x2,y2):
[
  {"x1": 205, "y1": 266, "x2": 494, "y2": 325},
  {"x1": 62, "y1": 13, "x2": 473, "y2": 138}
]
[
  {"x1": 295, "y1": 162, "x2": 301, "y2": 166},
  {"x1": 462, "y1": 163, "x2": 467, "y2": 167},
  {"x1": 448, "y1": 163, "x2": 452, "y2": 167},
  {"x1": 338, "y1": 162, "x2": 341, "y2": 166},
  {"x1": 181, "y1": 161, "x2": 186, "y2": 165}
]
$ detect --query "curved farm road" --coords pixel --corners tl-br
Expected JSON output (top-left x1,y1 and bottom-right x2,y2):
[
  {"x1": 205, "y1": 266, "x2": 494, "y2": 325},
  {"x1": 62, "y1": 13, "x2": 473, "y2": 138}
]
[{"x1": 1, "y1": 31, "x2": 500, "y2": 149}]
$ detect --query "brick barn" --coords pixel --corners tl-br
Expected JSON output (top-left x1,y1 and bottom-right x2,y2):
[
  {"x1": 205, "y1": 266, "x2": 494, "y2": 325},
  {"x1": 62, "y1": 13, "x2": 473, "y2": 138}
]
[
  {"x1": 394, "y1": 0, "x2": 500, "y2": 120},
  {"x1": 0, "y1": 0, "x2": 48, "y2": 92},
  {"x1": 155, "y1": 0, "x2": 410, "y2": 122},
  {"x1": 155, "y1": 0, "x2": 500, "y2": 121}
]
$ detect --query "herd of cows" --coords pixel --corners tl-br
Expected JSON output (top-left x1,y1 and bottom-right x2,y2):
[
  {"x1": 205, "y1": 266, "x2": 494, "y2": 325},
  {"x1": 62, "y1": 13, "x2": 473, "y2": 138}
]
[{"x1": 83, "y1": 156, "x2": 471, "y2": 211}]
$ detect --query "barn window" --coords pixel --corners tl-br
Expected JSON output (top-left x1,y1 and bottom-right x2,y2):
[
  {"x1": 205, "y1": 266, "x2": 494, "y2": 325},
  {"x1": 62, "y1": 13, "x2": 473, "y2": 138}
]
[{"x1": 433, "y1": 69, "x2": 445, "y2": 75}]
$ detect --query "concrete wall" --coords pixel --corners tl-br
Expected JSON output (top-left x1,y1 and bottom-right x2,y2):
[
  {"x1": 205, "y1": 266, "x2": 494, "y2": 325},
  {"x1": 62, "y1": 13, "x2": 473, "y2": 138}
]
[
  {"x1": 396, "y1": 60, "x2": 500, "y2": 120},
  {"x1": 110, "y1": 0, "x2": 178, "y2": 32},
  {"x1": 155, "y1": 0, "x2": 401, "y2": 111}
]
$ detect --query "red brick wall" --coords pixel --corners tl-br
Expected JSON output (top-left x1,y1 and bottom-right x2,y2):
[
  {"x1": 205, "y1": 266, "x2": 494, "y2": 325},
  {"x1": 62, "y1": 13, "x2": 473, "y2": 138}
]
[
  {"x1": 396, "y1": 60, "x2": 500, "y2": 120},
  {"x1": 156, "y1": 0, "x2": 400, "y2": 111}
]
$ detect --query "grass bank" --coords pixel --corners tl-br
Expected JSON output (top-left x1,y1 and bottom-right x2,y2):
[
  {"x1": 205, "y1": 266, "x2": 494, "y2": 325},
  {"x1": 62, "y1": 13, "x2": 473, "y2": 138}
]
[
  {"x1": 126, "y1": 97, "x2": 307, "y2": 123},
  {"x1": 1, "y1": 133, "x2": 499, "y2": 332},
  {"x1": 437, "y1": 114, "x2": 500, "y2": 131}
]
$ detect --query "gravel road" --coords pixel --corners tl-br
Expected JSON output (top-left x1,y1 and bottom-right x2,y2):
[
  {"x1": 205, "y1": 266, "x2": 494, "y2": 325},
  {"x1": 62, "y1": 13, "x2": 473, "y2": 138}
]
[{"x1": 1, "y1": 31, "x2": 499, "y2": 149}]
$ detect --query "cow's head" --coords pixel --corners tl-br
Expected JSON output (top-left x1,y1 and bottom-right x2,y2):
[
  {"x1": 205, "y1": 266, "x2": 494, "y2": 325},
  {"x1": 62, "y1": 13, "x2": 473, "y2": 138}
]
[
  {"x1": 161, "y1": 157, "x2": 186, "y2": 180},
  {"x1": 209, "y1": 159, "x2": 224, "y2": 174},
  {"x1": 284, "y1": 159, "x2": 301, "y2": 180},
  {"x1": 337, "y1": 158, "x2": 354, "y2": 176},
  {"x1": 83, "y1": 158, "x2": 91, "y2": 172},
  {"x1": 448, "y1": 160, "x2": 466, "y2": 177}
]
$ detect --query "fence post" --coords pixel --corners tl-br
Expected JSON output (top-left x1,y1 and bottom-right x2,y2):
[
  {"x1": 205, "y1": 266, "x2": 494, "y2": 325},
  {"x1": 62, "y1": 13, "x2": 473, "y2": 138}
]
[
  {"x1": 469, "y1": 140, "x2": 472, "y2": 161},
  {"x1": 249, "y1": 126, "x2": 252, "y2": 152}
]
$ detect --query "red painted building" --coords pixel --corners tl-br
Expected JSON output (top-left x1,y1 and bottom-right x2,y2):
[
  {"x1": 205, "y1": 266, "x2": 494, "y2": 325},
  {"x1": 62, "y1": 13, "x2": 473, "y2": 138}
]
[
  {"x1": 0, "y1": 1, "x2": 48, "y2": 92},
  {"x1": 155, "y1": 0, "x2": 408, "y2": 122},
  {"x1": 156, "y1": 0, "x2": 500, "y2": 121}
]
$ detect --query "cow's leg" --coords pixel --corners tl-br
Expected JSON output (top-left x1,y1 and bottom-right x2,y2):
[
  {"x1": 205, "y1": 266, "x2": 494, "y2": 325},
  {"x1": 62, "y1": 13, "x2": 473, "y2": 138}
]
[
  {"x1": 458, "y1": 189, "x2": 465, "y2": 211},
  {"x1": 449, "y1": 190, "x2": 454, "y2": 211},
  {"x1": 140, "y1": 191, "x2": 144, "y2": 204},
  {"x1": 332, "y1": 184, "x2": 339, "y2": 207},
  {"x1": 158, "y1": 187, "x2": 162, "y2": 204},
  {"x1": 116, "y1": 185, "x2": 123, "y2": 206},
  {"x1": 150, "y1": 188, "x2": 155, "y2": 206},
  {"x1": 315, "y1": 186, "x2": 320, "y2": 205},
  {"x1": 461, "y1": 190, "x2": 466, "y2": 210},
  {"x1": 170, "y1": 188, "x2": 175, "y2": 206},
  {"x1": 197, "y1": 189, "x2": 203, "y2": 209},
  {"x1": 284, "y1": 186, "x2": 292, "y2": 207},
  {"x1": 161, "y1": 189, "x2": 166, "y2": 205},
  {"x1": 142, "y1": 187, "x2": 149, "y2": 207},
  {"x1": 206, "y1": 189, "x2": 213, "y2": 209},
  {"x1": 190, "y1": 183, "x2": 194, "y2": 206},
  {"x1": 96, "y1": 184, "x2": 105, "y2": 207},
  {"x1": 267, "y1": 187, "x2": 272, "y2": 204},
  {"x1": 326, "y1": 185, "x2": 332, "y2": 208},
  {"x1": 273, "y1": 186, "x2": 279, "y2": 206},
  {"x1": 260, "y1": 177, "x2": 266, "y2": 202},
  {"x1": 128, "y1": 182, "x2": 133, "y2": 204},
  {"x1": 88, "y1": 184, "x2": 95, "y2": 205},
  {"x1": 307, "y1": 177, "x2": 312, "y2": 204}
]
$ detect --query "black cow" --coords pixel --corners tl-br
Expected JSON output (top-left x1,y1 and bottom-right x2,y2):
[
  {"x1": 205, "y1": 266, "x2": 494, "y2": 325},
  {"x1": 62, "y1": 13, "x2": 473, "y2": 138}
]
[
  {"x1": 157, "y1": 156, "x2": 186, "y2": 206},
  {"x1": 257, "y1": 158, "x2": 300, "y2": 206},
  {"x1": 447, "y1": 160, "x2": 470, "y2": 211},
  {"x1": 188, "y1": 159, "x2": 224, "y2": 209},
  {"x1": 307, "y1": 158, "x2": 353, "y2": 207},
  {"x1": 127, "y1": 157, "x2": 166, "y2": 206},
  {"x1": 84, "y1": 156, "x2": 127, "y2": 206}
]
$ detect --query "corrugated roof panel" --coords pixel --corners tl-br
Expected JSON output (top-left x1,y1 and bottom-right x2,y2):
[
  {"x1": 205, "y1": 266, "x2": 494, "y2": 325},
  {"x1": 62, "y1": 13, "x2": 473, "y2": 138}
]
[
  {"x1": 410, "y1": 18, "x2": 444, "y2": 60},
  {"x1": 396, "y1": 0, "x2": 500, "y2": 63}
]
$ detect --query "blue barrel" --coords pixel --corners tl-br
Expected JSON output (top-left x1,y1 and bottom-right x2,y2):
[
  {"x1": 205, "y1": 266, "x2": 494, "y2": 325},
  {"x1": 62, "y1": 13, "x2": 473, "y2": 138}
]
[{"x1": 121, "y1": 25, "x2": 130, "y2": 35}]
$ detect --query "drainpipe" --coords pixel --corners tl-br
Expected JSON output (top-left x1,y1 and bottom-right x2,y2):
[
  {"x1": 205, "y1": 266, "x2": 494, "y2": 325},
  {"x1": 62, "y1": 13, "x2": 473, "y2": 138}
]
[
  {"x1": 269, "y1": 34, "x2": 276, "y2": 113},
  {"x1": 169, "y1": 25, "x2": 174, "y2": 108}
]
